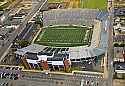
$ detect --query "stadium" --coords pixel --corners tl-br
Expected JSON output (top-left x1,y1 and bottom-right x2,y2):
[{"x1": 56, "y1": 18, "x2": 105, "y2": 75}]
[{"x1": 16, "y1": 9, "x2": 106, "y2": 71}]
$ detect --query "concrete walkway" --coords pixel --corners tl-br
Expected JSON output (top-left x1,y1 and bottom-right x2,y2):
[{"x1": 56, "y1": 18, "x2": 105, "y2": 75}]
[{"x1": 90, "y1": 20, "x2": 101, "y2": 48}]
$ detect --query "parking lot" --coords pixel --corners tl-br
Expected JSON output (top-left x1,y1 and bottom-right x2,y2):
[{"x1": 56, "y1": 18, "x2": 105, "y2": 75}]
[{"x1": 0, "y1": 65, "x2": 22, "y2": 81}]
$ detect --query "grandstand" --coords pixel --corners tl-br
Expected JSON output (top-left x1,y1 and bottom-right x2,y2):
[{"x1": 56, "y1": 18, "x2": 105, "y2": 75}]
[{"x1": 43, "y1": 9, "x2": 98, "y2": 27}]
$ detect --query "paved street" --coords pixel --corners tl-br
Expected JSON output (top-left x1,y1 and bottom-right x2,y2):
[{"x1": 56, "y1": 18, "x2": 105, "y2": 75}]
[
  {"x1": 0, "y1": 66, "x2": 106, "y2": 86},
  {"x1": 19, "y1": 71, "x2": 105, "y2": 86},
  {"x1": 3, "y1": 0, "x2": 23, "y2": 23},
  {"x1": 18, "y1": 22, "x2": 36, "y2": 40},
  {"x1": 106, "y1": 0, "x2": 114, "y2": 86}
]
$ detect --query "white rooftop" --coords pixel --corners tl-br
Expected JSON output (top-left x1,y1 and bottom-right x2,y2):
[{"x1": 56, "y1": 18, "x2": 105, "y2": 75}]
[
  {"x1": 15, "y1": 44, "x2": 45, "y2": 56},
  {"x1": 69, "y1": 47, "x2": 105, "y2": 59},
  {"x1": 15, "y1": 44, "x2": 105, "y2": 60}
]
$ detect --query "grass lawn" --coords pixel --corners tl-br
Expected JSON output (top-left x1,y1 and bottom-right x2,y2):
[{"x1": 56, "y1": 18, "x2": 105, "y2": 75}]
[
  {"x1": 48, "y1": 0, "x2": 63, "y2": 3},
  {"x1": 35, "y1": 26, "x2": 93, "y2": 47},
  {"x1": 80, "y1": 0, "x2": 107, "y2": 10}
]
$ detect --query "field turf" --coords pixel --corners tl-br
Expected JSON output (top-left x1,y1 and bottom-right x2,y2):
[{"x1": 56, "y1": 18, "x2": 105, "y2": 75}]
[
  {"x1": 80, "y1": 0, "x2": 107, "y2": 10},
  {"x1": 35, "y1": 26, "x2": 93, "y2": 47}
]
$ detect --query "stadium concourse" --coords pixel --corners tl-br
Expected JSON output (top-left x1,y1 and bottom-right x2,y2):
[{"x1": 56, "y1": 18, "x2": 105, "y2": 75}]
[{"x1": 14, "y1": 8, "x2": 108, "y2": 72}]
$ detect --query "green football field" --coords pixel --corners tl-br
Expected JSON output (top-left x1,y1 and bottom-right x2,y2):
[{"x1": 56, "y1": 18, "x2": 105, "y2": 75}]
[
  {"x1": 35, "y1": 26, "x2": 93, "y2": 47},
  {"x1": 80, "y1": 0, "x2": 107, "y2": 10}
]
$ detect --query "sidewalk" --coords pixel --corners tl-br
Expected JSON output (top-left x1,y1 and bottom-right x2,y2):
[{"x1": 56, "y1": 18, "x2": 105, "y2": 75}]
[
  {"x1": 90, "y1": 20, "x2": 101, "y2": 48},
  {"x1": 32, "y1": 26, "x2": 42, "y2": 44}
]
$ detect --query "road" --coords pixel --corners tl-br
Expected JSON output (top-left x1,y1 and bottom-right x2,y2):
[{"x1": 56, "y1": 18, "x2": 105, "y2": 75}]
[
  {"x1": 0, "y1": 66, "x2": 106, "y2": 86},
  {"x1": 0, "y1": 0, "x2": 48, "y2": 63},
  {"x1": 0, "y1": 64, "x2": 106, "y2": 86},
  {"x1": 3, "y1": 0, "x2": 23, "y2": 23},
  {"x1": 18, "y1": 22, "x2": 36, "y2": 40},
  {"x1": 22, "y1": 23, "x2": 34, "y2": 40},
  {"x1": 19, "y1": 71, "x2": 105, "y2": 86},
  {"x1": 106, "y1": 0, "x2": 114, "y2": 86}
]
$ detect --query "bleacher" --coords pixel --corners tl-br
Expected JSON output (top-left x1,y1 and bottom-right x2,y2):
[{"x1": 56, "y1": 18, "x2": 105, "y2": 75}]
[
  {"x1": 54, "y1": 48, "x2": 61, "y2": 54},
  {"x1": 26, "y1": 52, "x2": 38, "y2": 60},
  {"x1": 43, "y1": 9, "x2": 98, "y2": 27},
  {"x1": 42, "y1": 47, "x2": 69, "y2": 55}
]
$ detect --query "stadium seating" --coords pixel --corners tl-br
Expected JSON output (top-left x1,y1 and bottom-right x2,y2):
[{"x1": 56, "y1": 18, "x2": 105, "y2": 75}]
[{"x1": 43, "y1": 9, "x2": 98, "y2": 27}]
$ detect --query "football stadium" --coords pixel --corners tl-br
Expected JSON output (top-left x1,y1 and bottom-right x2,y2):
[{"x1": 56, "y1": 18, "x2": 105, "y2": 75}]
[{"x1": 15, "y1": 9, "x2": 107, "y2": 71}]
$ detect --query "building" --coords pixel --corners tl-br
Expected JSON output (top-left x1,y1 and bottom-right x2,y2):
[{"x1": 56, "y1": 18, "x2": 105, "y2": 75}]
[{"x1": 15, "y1": 43, "x2": 105, "y2": 71}]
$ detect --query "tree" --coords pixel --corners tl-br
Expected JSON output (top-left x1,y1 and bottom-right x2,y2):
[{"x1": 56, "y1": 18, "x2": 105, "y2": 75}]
[
  {"x1": 119, "y1": 43, "x2": 125, "y2": 47},
  {"x1": 16, "y1": 40, "x2": 30, "y2": 48},
  {"x1": 35, "y1": 15, "x2": 43, "y2": 27},
  {"x1": 114, "y1": 43, "x2": 119, "y2": 47}
]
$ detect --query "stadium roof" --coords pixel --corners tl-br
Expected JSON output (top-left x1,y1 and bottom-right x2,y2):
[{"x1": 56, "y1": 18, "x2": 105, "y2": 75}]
[
  {"x1": 69, "y1": 47, "x2": 105, "y2": 59},
  {"x1": 15, "y1": 44, "x2": 105, "y2": 60},
  {"x1": 15, "y1": 44, "x2": 45, "y2": 56}
]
